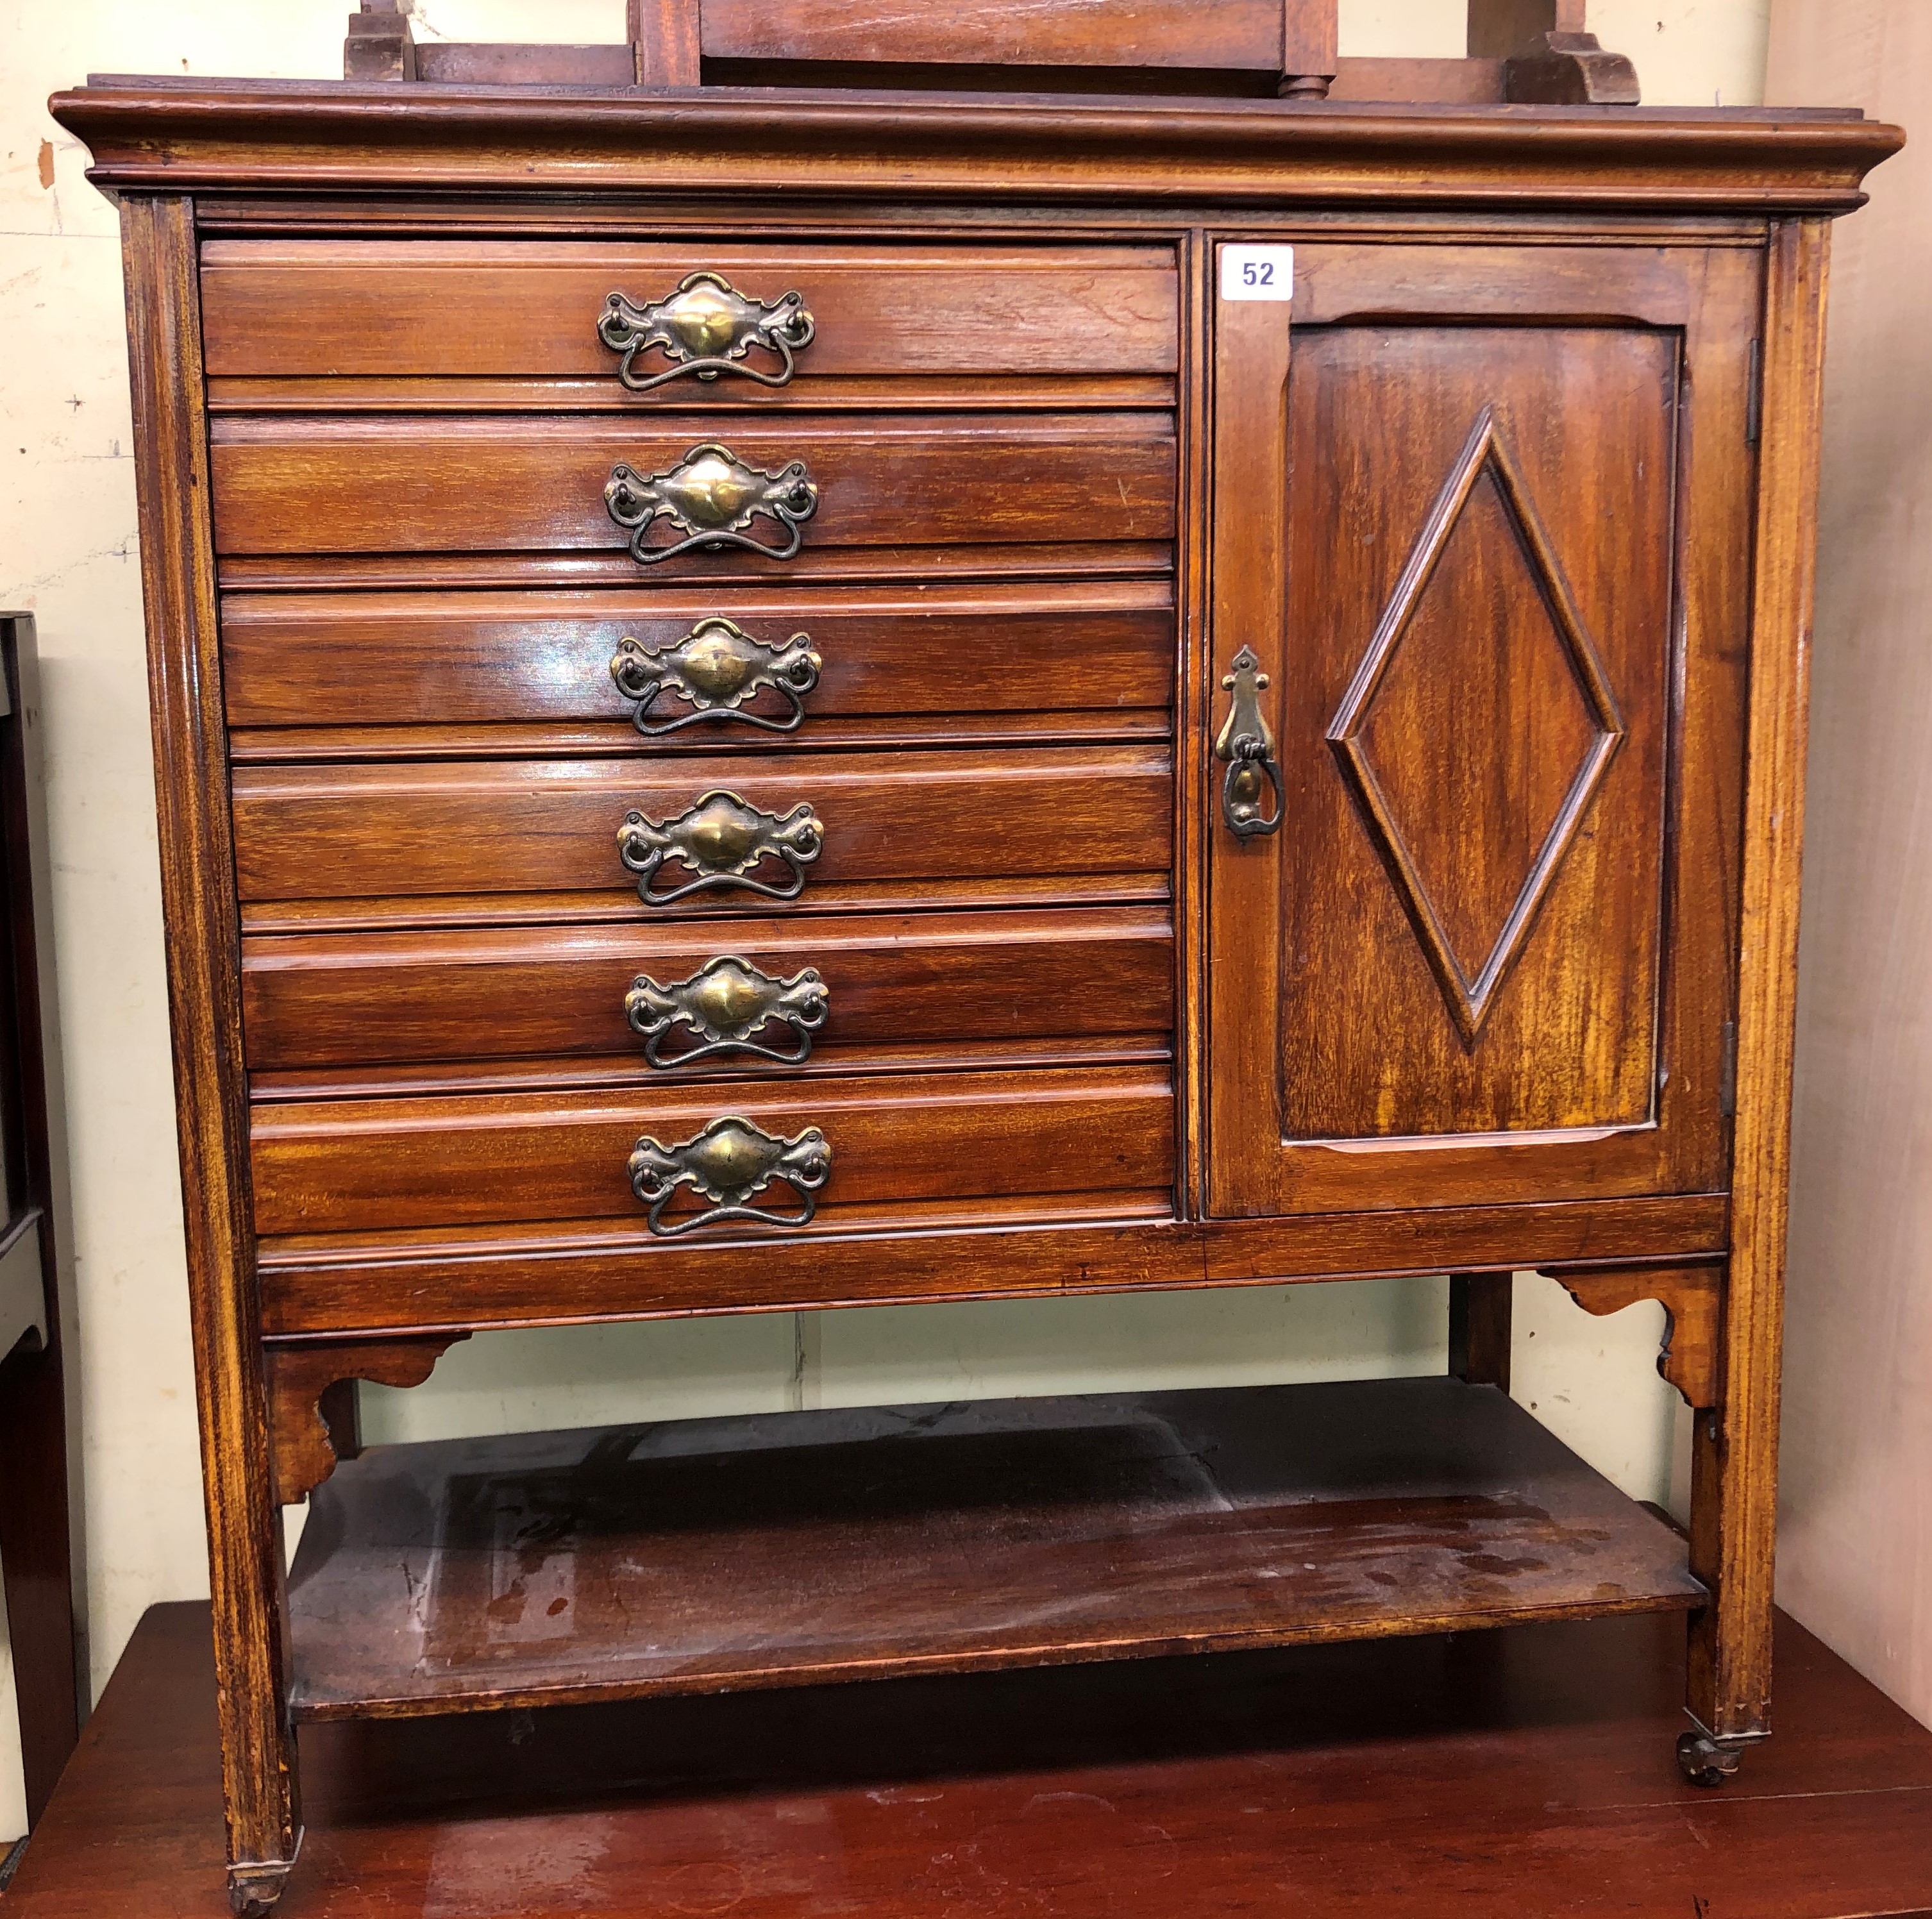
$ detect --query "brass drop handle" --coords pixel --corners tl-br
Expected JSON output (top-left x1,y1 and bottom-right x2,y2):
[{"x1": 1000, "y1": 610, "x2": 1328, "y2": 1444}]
[
  {"x1": 610, "y1": 619, "x2": 821, "y2": 735},
  {"x1": 617, "y1": 789, "x2": 824, "y2": 907},
  {"x1": 626, "y1": 957, "x2": 830, "y2": 1069},
  {"x1": 628, "y1": 1116, "x2": 832, "y2": 1237},
  {"x1": 605, "y1": 443, "x2": 819, "y2": 567},
  {"x1": 598, "y1": 271, "x2": 815, "y2": 393},
  {"x1": 1215, "y1": 645, "x2": 1284, "y2": 840}
]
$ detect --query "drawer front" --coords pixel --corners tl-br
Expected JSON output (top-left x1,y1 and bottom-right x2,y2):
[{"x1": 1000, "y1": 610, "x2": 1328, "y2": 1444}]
[
  {"x1": 206, "y1": 414, "x2": 1175, "y2": 558},
  {"x1": 199, "y1": 242, "x2": 1179, "y2": 389},
  {"x1": 221, "y1": 582, "x2": 1173, "y2": 733},
  {"x1": 230, "y1": 745, "x2": 1172, "y2": 905},
  {"x1": 249, "y1": 1065, "x2": 1175, "y2": 1236},
  {"x1": 242, "y1": 906, "x2": 1174, "y2": 1072}
]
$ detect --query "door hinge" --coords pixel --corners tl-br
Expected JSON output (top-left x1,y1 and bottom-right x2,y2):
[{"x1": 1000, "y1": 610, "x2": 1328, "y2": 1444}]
[
  {"x1": 1745, "y1": 339, "x2": 1763, "y2": 448},
  {"x1": 1720, "y1": 1019, "x2": 1738, "y2": 1119}
]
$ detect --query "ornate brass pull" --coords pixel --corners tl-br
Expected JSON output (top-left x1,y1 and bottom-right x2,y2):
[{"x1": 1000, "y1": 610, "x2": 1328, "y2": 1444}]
[
  {"x1": 628, "y1": 1115, "x2": 832, "y2": 1236},
  {"x1": 617, "y1": 789, "x2": 824, "y2": 907},
  {"x1": 610, "y1": 619, "x2": 821, "y2": 735},
  {"x1": 599, "y1": 272, "x2": 815, "y2": 394},
  {"x1": 626, "y1": 957, "x2": 830, "y2": 1069},
  {"x1": 1215, "y1": 645, "x2": 1284, "y2": 839},
  {"x1": 605, "y1": 443, "x2": 819, "y2": 566}
]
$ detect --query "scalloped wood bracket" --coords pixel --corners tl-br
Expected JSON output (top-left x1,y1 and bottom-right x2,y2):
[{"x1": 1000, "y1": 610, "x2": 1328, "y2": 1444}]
[
  {"x1": 1547, "y1": 1264, "x2": 1724, "y2": 1409},
  {"x1": 265, "y1": 1334, "x2": 468, "y2": 1505},
  {"x1": 1467, "y1": 1, "x2": 1639, "y2": 105}
]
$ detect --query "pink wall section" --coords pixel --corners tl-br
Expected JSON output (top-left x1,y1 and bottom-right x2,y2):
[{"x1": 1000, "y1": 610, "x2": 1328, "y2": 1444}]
[{"x1": 1767, "y1": 0, "x2": 1932, "y2": 1735}]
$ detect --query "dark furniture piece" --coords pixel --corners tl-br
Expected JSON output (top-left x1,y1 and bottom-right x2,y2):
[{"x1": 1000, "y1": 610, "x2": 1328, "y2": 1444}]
[
  {"x1": 49, "y1": 2, "x2": 1902, "y2": 1907},
  {"x1": 0, "y1": 613, "x2": 83, "y2": 1839},
  {"x1": 344, "y1": 0, "x2": 1642, "y2": 103},
  {"x1": 7, "y1": 1599, "x2": 1932, "y2": 1918}
]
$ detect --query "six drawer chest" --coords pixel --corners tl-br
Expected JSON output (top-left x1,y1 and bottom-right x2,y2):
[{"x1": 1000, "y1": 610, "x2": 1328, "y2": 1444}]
[{"x1": 51, "y1": 2, "x2": 1902, "y2": 1907}]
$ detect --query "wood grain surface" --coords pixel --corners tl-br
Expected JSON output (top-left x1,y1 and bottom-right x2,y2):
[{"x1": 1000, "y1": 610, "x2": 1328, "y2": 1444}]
[
  {"x1": 1205, "y1": 240, "x2": 1754, "y2": 1220},
  {"x1": 698, "y1": 0, "x2": 1282, "y2": 72},
  {"x1": 1277, "y1": 322, "x2": 1674, "y2": 1131},
  {"x1": 283, "y1": 1379, "x2": 1703, "y2": 1717},
  {"x1": 228, "y1": 744, "x2": 1173, "y2": 903},
  {"x1": 249, "y1": 1061, "x2": 1174, "y2": 1236},
  {"x1": 240, "y1": 904, "x2": 1173, "y2": 1074},
  {"x1": 264, "y1": 1334, "x2": 467, "y2": 1506},
  {"x1": 44, "y1": 64, "x2": 1905, "y2": 1907},
  {"x1": 215, "y1": 536, "x2": 1178, "y2": 595},
  {"x1": 117, "y1": 193, "x2": 303, "y2": 1892},
  {"x1": 1689, "y1": 217, "x2": 1836, "y2": 1749},
  {"x1": 250, "y1": 1194, "x2": 1729, "y2": 1340},
  {"x1": 206, "y1": 414, "x2": 1177, "y2": 557},
  {"x1": 219, "y1": 580, "x2": 1175, "y2": 732},
  {"x1": 13, "y1": 1599, "x2": 1932, "y2": 1919},
  {"x1": 199, "y1": 240, "x2": 1179, "y2": 383},
  {"x1": 47, "y1": 85, "x2": 1902, "y2": 212}
]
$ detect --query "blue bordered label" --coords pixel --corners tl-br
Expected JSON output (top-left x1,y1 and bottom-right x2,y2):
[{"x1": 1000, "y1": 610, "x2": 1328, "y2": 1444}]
[{"x1": 1220, "y1": 246, "x2": 1295, "y2": 302}]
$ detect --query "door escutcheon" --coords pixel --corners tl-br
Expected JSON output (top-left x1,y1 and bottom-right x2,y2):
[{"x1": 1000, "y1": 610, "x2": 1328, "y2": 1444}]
[{"x1": 1215, "y1": 644, "x2": 1284, "y2": 839}]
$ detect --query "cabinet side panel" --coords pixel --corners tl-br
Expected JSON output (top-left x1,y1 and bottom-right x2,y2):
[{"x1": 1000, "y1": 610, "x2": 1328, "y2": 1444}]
[
  {"x1": 119, "y1": 194, "x2": 299, "y2": 1878},
  {"x1": 1690, "y1": 216, "x2": 1833, "y2": 1741}
]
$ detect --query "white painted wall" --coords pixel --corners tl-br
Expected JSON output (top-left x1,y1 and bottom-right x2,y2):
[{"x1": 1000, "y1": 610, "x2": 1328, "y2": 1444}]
[
  {"x1": 1763, "y1": 0, "x2": 1932, "y2": 1738},
  {"x1": 0, "y1": 0, "x2": 1765, "y2": 1841}
]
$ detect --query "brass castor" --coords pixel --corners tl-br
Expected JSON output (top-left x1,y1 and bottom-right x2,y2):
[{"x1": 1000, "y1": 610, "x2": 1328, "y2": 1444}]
[
  {"x1": 228, "y1": 1852, "x2": 298, "y2": 1916},
  {"x1": 1677, "y1": 1729, "x2": 1745, "y2": 1787}
]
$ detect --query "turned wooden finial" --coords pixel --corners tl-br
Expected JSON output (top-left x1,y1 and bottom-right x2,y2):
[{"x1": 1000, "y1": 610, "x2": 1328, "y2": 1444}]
[{"x1": 1279, "y1": 0, "x2": 1340, "y2": 99}]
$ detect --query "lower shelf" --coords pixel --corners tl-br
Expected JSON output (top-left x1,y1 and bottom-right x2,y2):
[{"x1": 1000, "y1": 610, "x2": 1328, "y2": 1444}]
[{"x1": 286, "y1": 1375, "x2": 1704, "y2": 1721}]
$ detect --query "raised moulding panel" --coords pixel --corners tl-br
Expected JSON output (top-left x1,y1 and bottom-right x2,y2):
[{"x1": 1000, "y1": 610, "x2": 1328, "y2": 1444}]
[{"x1": 1327, "y1": 403, "x2": 1625, "y2": 1043}]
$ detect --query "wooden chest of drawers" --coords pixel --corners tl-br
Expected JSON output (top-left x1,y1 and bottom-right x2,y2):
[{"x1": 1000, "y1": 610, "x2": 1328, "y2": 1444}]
[{"x1": 53, "y1": 38, "x2": 1899, "y2": 1914}]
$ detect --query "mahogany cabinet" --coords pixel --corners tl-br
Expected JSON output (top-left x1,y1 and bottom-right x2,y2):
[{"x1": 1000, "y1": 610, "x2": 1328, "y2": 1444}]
[{"x1": 51, "y1": 44, "x2": 1899, "y2": 1915}]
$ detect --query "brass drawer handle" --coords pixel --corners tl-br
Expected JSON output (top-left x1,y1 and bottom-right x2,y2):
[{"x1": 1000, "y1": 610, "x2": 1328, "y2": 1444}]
[
  {"x1": 618, "y1": 789, "x2": 824, "y2": 906},
  {"x1": 626, "y1": 957, "x2": 830, "y2": 1069},
  {"x1": 599, "y1": 272, "x2": 815, "y2": 394},
  {"x1": 610, "y1": 618, "x2": 821, "y2": 736},
  {"x1": 605, "y1": 443, "x2": 819, "y2": 566},
  {"x1": 628, "y1": 1115, "x2": 832, "y2": 1236},
  {"x1": 1215, "y1": 645, "x2": 1284, "y2": 839}
]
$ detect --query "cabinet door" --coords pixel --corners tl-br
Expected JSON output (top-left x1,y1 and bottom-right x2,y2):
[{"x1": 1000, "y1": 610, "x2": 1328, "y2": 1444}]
[{"x1": 1205, "y1": 243, "x2": 1758, "y2": 1217}]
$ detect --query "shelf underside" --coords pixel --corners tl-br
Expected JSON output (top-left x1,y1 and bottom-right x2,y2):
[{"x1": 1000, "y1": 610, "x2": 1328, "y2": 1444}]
[{"x1": 287, "y1": 1377, "x2": 1704, "y2": 1720}]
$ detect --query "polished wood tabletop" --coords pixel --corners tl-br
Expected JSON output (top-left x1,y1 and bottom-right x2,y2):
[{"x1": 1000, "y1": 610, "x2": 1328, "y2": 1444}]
[{"x1": 7, "y1": 1599, "x2": 1929, "y2": 1918}]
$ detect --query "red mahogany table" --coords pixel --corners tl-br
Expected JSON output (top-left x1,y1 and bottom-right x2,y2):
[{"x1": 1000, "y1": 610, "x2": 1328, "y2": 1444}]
[{"x1": 4, "y1": 1598, "x2": 1929, "y2": 1918}]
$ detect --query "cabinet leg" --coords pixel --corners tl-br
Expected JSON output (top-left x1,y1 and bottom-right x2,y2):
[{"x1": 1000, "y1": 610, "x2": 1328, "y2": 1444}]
[
  {"x1": 1679, "y1": 216, "x2": 1838, "y2": 1789},
  {"x1": 201, "y1": 1370, "x2": 303, "y2": 1904},
  {"x1": 1683, "y1": 1395, "x2": 1776, "y2": 1767},
  {"x1": 120, "y1": 194, "x2": 304, "y2": 1903},
  {"x1": 1449, "y1": 1271, "x2": 1513, "y2": 1393}
]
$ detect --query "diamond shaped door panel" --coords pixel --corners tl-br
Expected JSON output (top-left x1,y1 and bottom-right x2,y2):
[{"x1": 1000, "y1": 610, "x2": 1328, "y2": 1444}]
[
  {"x1": 1267, "y1": 322, "x2": 1674, "y2": 1149},
  {"x1": 1329, "y1": 404, "x2": 1626, "y2": 1043},
  {"x1": 1207, "y1": 246, "x2": 1755, "y2": 1219}
]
